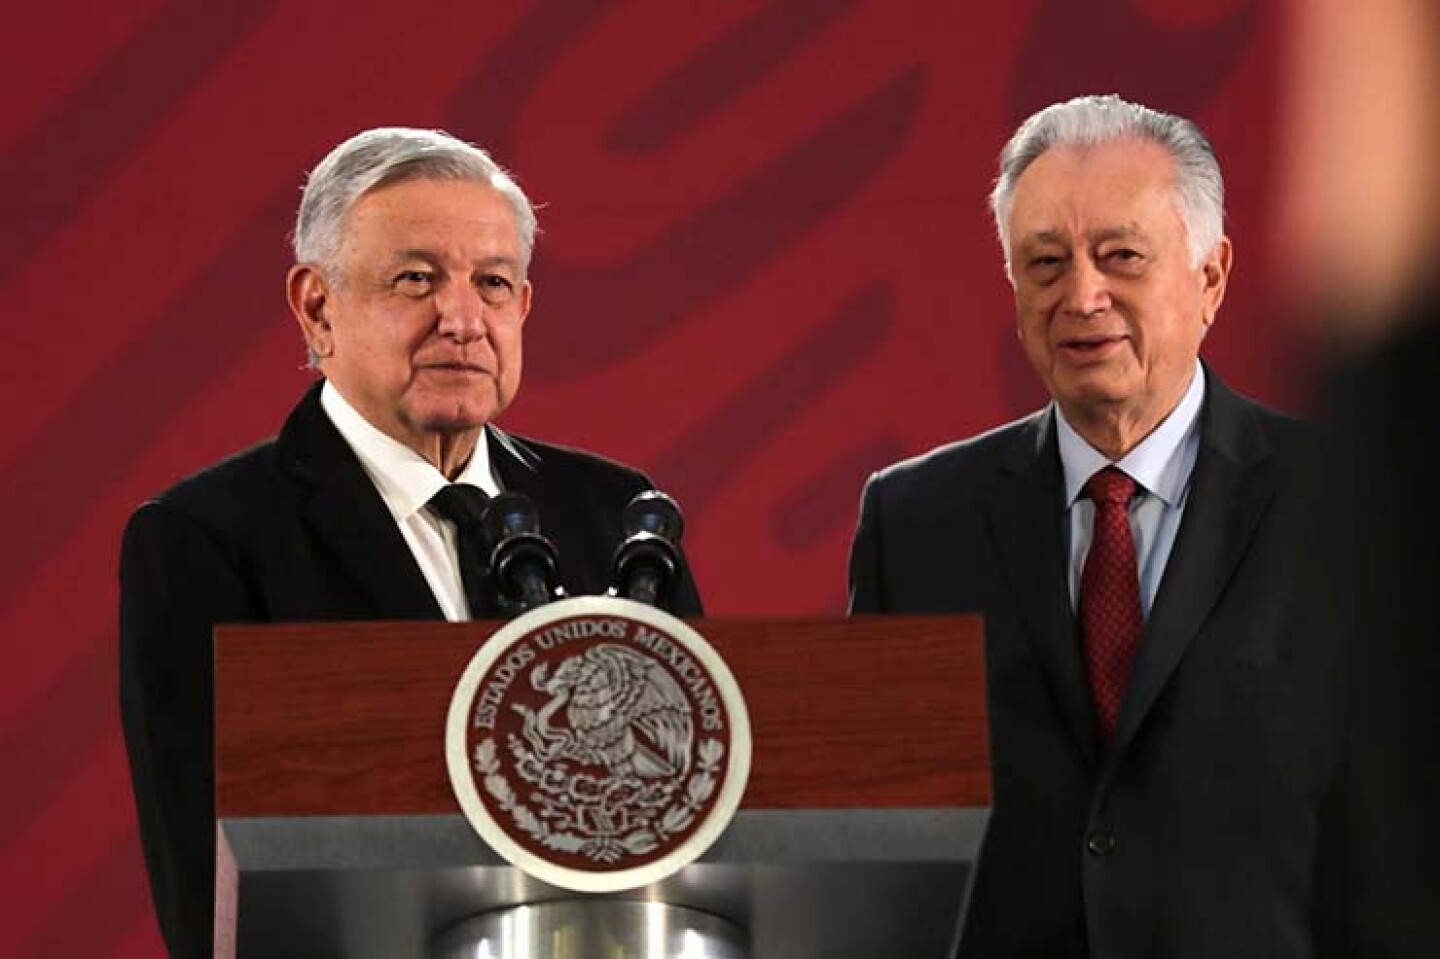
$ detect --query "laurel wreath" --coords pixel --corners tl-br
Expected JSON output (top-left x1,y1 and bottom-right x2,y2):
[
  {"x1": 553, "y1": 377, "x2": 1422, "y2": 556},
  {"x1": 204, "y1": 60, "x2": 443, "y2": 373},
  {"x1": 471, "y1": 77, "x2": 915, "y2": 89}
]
[{"x1": 474, "y1": 737, "x2": 725, "y2": 863}]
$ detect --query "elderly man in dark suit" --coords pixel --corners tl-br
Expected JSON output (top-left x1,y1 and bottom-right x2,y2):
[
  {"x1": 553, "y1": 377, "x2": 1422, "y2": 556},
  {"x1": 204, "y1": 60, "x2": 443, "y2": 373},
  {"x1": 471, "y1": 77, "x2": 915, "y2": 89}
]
[
  {"x1": 849, "y1": 96, "x2": 1338, "y2": 958},
  {"x1": 120, "y1": 128, "x2": 702, "y2": 958}
]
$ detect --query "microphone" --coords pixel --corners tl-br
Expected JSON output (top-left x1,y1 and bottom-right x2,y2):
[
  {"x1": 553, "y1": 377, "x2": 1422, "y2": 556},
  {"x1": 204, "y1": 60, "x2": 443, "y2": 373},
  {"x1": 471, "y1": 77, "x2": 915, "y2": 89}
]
[
  {"x1": 612, "y1": 490, "x2": 685, "y2": 608},
  {"x1": 481, "y1": 492, "x2": 561, "y2": 614}
]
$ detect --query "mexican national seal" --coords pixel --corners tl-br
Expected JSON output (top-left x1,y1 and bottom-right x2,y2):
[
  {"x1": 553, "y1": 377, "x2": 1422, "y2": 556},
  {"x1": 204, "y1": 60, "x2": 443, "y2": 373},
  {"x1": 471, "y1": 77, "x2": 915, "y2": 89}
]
[{"x1": 446, "y1": 596, "x2": 751, "y2": 892}]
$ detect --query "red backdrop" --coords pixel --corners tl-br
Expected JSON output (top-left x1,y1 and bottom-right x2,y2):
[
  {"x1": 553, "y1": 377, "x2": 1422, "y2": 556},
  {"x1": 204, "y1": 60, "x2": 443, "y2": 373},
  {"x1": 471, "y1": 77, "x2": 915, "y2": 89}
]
[{"x1": 2, "y1": 2, "x2": 1307, "y2": 955}]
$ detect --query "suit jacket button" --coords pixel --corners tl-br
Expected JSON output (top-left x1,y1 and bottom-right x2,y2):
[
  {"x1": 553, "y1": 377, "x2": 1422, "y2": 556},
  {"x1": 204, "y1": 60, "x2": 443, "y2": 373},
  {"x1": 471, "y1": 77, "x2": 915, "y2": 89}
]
[{"x1": 1086, "y1": 830, "x2": 1116, "y2": 856}]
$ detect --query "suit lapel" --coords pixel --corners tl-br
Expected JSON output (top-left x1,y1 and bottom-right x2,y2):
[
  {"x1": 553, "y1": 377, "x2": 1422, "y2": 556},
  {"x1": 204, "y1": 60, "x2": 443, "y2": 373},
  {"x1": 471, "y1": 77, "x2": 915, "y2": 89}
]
[
  {"x1": 1104, "y1": 374, "x2": 1277, "y2": 767},
  {"x1": 278, "y1": 383, "x2": 443, "y2": 620},
  {"x1": 985, "y1": 408, "x2": 1098, "y2": 766},
  {"x1": 488, "y1": 425, "x2": 542, "y2": 496}
]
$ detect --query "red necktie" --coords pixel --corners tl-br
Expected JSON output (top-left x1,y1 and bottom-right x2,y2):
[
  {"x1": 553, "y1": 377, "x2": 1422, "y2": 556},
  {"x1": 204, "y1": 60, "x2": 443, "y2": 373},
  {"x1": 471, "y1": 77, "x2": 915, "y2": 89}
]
[{"x1": 1080, "y1": 467, "x2": 1143, "y2": 741}]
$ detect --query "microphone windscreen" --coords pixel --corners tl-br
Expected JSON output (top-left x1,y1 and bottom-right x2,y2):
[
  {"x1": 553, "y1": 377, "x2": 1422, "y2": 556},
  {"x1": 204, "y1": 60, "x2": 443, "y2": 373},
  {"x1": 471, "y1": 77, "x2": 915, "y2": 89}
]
[
  {"x1": 623, "y1": 490, "x2": 683, "y2": 542},
  {"x1": 483, "y1": 491, "x2": 541, "y2": 543}
]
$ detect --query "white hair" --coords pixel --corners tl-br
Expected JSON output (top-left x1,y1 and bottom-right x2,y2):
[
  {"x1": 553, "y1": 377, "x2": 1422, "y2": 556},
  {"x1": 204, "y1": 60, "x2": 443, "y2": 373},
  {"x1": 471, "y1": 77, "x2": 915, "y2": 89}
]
[
  {"x1": 990, "y1": 95, "x2": 1225, "y2": 277},
  {"x1": 293, "y1": 127, "x2": 538, "y2": 273}
]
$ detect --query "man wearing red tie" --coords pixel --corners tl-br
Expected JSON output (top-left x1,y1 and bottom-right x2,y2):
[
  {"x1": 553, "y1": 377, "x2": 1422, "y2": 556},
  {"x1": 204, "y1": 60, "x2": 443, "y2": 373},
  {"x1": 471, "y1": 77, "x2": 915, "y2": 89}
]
[{"x1": 849, "y1": 95, "x2": 1338, "y2": 958}]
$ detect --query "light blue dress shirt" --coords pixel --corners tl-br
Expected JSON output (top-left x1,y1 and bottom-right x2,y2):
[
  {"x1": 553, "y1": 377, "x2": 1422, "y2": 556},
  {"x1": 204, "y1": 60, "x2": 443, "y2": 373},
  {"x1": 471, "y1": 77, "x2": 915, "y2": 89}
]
[{"x1": 1057, "y1": 362, "x2": 1206, "y2": 618}]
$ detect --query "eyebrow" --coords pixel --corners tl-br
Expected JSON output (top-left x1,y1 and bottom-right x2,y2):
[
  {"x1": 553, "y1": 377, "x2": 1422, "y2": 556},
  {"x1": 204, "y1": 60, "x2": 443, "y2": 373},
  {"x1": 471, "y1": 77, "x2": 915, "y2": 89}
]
[
  {"x1": 1018, "y1": 230, "x2": 1067, "y2": 248},
  {"x1": 471, "y1": 254, "x2": 522, "y2": 272},
  {"x1": 389, "y1": 249, "x2": 441, "y2": 267},
  {"x1": 1090, "y1": 224, "x2": 1147, "y2": 244},
  {"x1": 389, "y1": 249, "x2": 521, "y2": 271},
  {"x1": 1017, "y1": 224, "x2": 1148, "y2": 248}
]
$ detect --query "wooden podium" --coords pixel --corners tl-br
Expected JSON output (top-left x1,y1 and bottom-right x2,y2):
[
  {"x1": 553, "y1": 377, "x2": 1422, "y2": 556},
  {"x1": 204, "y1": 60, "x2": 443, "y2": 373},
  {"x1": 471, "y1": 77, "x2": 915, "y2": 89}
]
[{"x1": 214, "y1": 615, "x2": 990, "y2": 958}]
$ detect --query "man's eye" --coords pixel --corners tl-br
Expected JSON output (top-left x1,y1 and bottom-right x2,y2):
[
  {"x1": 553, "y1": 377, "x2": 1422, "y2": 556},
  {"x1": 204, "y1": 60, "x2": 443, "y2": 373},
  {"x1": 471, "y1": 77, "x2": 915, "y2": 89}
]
[
  {"x1": 1026, "y1": 255, "x2": 1065, "y2": 281},
  {"x1": 478, "y1": 274, "x2": 514, "y2": 301},
  {"x1": 1107, "y1": 249, "x2": 1144, "y2": 264},
  {"x1": 394, "y1": 271, "x2": 433, "y2": 293}
]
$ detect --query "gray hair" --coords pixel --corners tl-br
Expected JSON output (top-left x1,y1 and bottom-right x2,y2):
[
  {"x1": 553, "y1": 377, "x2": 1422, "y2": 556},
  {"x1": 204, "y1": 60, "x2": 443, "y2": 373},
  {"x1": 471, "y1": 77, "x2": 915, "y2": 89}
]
[
  {"x1": 293, "y1": 127, "x2": 538, "y2": 274},
  {"x1": 990, "y1": 95, "x2": 1224, "y2": 278}
]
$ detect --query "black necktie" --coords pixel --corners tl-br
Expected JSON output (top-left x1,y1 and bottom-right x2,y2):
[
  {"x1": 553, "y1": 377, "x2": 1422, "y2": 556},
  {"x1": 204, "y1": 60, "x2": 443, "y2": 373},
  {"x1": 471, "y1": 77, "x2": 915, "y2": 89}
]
[{"x1": 427, "y1": 484, "x2": 492, "y2": 619}]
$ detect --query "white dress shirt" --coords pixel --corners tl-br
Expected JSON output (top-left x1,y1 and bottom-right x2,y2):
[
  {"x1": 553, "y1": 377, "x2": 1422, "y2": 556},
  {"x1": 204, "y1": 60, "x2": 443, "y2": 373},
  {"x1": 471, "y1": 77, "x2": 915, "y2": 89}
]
[
  {"x1": 1057, "y1": 362, "x2": 1206, "y2": 618},
  {"x1": 320, "y1": 382, "x2": 501, "y2": 621}
]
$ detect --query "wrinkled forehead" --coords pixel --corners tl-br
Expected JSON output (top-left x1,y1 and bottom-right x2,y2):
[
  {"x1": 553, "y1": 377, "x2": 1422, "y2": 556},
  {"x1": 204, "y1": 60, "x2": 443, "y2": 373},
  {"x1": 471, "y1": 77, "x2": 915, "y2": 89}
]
[
  {"x1": 341, "y1": 178, "x2": 524, "y2": 256},
  {"x1": 1009, "y1": 139, "x2": 1183, "y2": 238},
  {"x1": 352, "y1": 175, "x2": 516, "y2": 223}
]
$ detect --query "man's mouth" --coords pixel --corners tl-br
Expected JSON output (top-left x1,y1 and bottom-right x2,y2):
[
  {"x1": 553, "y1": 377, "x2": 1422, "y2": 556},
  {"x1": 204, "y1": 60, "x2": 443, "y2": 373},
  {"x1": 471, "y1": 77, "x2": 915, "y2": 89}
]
[
  {"x1": 1058, "y1": 334, "x2": 1125, "y2": 354},
  {"x1": 422, "y1": 361, "x2": 490, "y2": 374}
]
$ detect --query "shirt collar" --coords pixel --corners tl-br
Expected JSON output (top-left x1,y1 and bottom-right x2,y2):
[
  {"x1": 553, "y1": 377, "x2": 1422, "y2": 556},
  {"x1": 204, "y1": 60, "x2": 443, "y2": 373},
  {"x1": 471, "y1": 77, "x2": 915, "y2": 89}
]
[
  {"x1": 1056, "y1": 361, "x2": 1206, "y2": 507},
  {"x1": 319, "y1": 381, "x2": 500, "y2": 523}
]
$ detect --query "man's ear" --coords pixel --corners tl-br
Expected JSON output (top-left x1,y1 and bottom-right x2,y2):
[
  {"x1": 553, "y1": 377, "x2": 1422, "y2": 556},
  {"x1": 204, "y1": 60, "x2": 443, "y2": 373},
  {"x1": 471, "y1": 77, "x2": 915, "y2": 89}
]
[
  {"x1": 287, "y1": 264, "x2": 334, "y2": 360},
  {"x1": 1200, "y1": 236, "x2": 1233, "y2": 329},
  {"x1": 517, "y1": 279, "x2": 533, "y2": 327}
]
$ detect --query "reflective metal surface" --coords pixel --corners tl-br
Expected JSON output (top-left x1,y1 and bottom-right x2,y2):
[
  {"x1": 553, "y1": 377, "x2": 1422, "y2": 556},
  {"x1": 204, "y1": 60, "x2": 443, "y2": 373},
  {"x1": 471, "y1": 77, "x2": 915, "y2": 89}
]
[
  {"x1": 430, "y1": 901, "x2": 747, "y2": 959},
  {"x1": 223, "y1": 809, "x2": 984, "y2": 958}
]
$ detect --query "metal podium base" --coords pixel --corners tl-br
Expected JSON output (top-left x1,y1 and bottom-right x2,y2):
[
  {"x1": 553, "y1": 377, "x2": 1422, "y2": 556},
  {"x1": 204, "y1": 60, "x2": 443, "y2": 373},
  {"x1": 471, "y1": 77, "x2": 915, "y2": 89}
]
[{"x1": 430, "y1": 900, "x2": 748, "y2": 959}]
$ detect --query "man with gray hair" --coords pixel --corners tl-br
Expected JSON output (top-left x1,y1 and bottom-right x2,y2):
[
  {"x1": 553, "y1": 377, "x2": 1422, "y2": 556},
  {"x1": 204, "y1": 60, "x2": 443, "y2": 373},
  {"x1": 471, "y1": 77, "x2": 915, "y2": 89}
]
[
  {"x1": 120, "y1": 127, "x2": 702, "y2": 958},
  {"x1": 850, "y1": 96, "x2": 1338, "y2": 956}
]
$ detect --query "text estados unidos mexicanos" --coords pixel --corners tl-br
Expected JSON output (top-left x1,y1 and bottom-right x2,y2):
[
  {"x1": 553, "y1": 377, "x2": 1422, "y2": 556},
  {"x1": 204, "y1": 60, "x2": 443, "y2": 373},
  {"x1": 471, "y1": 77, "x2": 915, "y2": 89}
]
[{"x1": 470, "y1": 618, "x2": 725, "y2": 733}]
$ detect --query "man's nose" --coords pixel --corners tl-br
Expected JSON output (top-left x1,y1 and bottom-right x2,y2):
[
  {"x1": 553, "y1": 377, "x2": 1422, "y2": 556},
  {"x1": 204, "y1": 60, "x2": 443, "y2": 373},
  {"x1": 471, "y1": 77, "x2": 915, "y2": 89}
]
[
  {"x1": 1060, "y1": 256, "x2": 1111, "y2": 317},
  {"x1": 435, "y1": 281, "x2": 487, "y2": 341}
]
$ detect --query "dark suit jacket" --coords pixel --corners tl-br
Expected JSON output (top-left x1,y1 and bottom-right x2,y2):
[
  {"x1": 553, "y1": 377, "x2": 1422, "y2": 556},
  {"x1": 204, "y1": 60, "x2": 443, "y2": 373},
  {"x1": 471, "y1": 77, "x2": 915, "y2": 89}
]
[
  {"x1": 849, "y1": 372, "x2": 1340, "y2": 959},
  {"x1": 119, "y1": 381, "x2": 703, "y2": 959}
]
